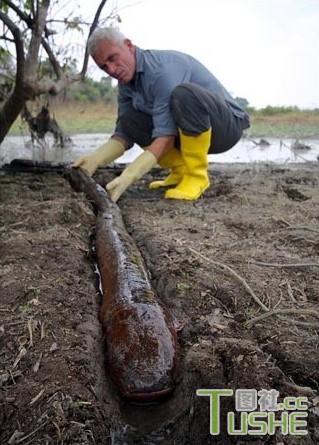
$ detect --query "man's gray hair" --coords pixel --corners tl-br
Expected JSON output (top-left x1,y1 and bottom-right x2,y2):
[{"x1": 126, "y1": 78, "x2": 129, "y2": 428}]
[{"x1": 87, "y1": 27, "x2": 127, "y2": 55}]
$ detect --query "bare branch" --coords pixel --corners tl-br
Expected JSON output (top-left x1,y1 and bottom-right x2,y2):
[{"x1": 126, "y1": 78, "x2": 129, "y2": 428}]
[
  {"x1": 272, "y1": 225, "x2": 319, "y2": 234},
  {"x1": 245, "y1": 308, "x2": 319, "y2": 327},
  {"x1": 41, "y1": 38, "x2": 64, "y2": 81},
  {"x1": 41, "y1": 0, "x2": 109, "y2": 87},
  {"x1": 188, "y1": 247, "x2": 269, "y2": 312},
  {"x1": 25, "y1": 0, "x2": 50, "y2": 77},
  {"x1": 0, "y1": 10, "x2": 25, "y2": 87},
  {"x1": 2, "y1": 0, "x2": 33, "y2": 26},
  {"x1": 0, "y1": 0, "x2": 110, "y2": 142},
  {"x1": 79, "y1": 0, "x2": 108, "y2": 78},
  {"x1": 250, "y1": 261, "x2": 319, "y2": 268}
]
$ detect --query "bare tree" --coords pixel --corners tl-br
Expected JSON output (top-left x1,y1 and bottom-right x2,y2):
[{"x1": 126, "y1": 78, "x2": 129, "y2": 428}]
[{"x1": 0, "y1": 0, "x2": 108, "y2": 143}]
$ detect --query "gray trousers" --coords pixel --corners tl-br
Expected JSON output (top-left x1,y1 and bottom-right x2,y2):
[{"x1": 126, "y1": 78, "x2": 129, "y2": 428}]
[{"x1": 118, "y1": 83, "x2": 249, "y2": 154}]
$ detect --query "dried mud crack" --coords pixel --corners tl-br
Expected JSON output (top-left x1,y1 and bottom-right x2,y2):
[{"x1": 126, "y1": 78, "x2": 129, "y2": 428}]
[{"x1": 1, "y1": 161, "x2": 319, "y2": 444}]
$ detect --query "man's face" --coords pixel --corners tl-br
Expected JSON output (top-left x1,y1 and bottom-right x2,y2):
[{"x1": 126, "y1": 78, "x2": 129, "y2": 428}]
[{"x1": 92, "y1": 39, "x2": 136, "y2": 84}]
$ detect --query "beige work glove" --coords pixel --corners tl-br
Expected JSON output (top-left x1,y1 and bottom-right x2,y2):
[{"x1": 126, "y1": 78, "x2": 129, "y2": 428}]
[
  {"x1": 73, "y1": 139, "x2": 125, "y2": 176},
  {"x1": 106, "y1": 151, "x2": 157, "y2": 202}
]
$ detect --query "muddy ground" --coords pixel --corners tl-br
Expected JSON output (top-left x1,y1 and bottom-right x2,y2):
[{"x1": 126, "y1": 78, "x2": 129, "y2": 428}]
[{"x1": 0, "y1": 160, "x2": 319, "y2": 444}]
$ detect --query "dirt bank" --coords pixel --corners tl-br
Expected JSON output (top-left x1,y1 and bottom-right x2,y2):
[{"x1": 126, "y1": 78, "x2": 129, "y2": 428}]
[{"x1": 1, "y1": 161, "x2": 319, "y2": 444}]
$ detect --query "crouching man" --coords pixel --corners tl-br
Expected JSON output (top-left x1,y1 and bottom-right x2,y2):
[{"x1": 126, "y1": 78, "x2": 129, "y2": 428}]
[{"x1": 74, "y1": 27, "x2": 250, "y2": 201}]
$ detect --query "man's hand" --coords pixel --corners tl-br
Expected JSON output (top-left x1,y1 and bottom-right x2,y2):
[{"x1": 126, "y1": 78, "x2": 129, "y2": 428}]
[
  {"x1": 106, "y1": 150, "x2": 157, "y2": 202},
  {"x1": 73, "y1": 139, "x2": 125, "y2": 176},
  {"x1": 73, "y1": 154, "x2": 101, "y2": 176},
  {"x1": 106, "y1": 175, "x2": 133, "y2": 202}
]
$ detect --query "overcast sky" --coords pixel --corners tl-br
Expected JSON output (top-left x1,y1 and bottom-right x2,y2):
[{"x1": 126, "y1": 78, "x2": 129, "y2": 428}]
[{"x1": 75, "y1": 0, "x2": 319, "y2": 109}]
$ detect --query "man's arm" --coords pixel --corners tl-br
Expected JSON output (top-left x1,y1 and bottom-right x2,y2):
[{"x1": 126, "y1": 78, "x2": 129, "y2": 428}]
[
  {"x1": 147, "y1": 135, "x2": 175, "y2": 160},
  {"x1": 73, "y1": 136, "x2": 128, "y2": 176}
]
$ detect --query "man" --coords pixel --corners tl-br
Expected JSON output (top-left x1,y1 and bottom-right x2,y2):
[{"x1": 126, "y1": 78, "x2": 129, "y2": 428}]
[{"x1": 74, "y1": 27, "x2": 250, "y2": 201}]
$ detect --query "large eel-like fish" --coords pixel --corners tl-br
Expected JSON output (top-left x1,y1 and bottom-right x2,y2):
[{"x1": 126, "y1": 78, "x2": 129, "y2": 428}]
[{"x1": 68, "y1": 168, "x2": 179, "y2": 402}]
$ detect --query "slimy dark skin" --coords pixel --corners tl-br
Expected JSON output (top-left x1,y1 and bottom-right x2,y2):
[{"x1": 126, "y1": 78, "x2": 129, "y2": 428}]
[
  {"x1": 69, "y1": 168, "x2": 179, "y2": 402},
  {"x1": 96, "y1": 199, "x2": 179, "y2": 401}
]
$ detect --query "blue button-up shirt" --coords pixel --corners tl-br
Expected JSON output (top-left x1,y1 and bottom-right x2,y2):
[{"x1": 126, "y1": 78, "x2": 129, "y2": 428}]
[{"x1": 114, "y1": 47, "x2": 247, "y2": 144}]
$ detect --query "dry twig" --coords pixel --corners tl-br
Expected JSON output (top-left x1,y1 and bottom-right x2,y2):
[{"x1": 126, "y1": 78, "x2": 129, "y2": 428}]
[
  {"x1": 273, "y1": 226, "x2": 319, "y2": 234},
  {"x1": 278, "y1": 316, "x2": 319, "y2": 329},
  {"x1": 250, "y1": 261, "x2": 319, "y2": 268},
  {"x1": 246, "y1": 308, "x2": 319, "y2": 327},
  {"x1": 40, "y1": 321, "x2": 45, "y2": 340},
  {"x1": 12, "y1": 347, "x2": 27, "y2": 369},
  {"x1": 286, "y1": 281, "x2": 297, "y2": 303},
  {"x1": 188, "y1": 247, "x2": 269, "y2": 312},
  {"x1": 29, "y1": 388, "x2": 45, "y2": 406},
  {"x1": 285, "y1": 380, "x2": 317, "y2": 398},
  {"x1": 14, "y1": 420, "x2": 49, "y2": 444},
  {"x1": 33, "y1": 352, "x2": 43, "y2": 373},
  {"x1": 28, "y1": 319, "x2": 33, "y2": 347}
]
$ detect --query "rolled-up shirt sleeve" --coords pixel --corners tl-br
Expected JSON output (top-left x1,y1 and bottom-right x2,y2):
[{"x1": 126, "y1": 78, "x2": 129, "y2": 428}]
[
  {"x1": 150, "y1": 59, "x2": 191, "y2": 138},
  {"x1": 113, "y1": 88, "x2": 135, "y2": 148}
]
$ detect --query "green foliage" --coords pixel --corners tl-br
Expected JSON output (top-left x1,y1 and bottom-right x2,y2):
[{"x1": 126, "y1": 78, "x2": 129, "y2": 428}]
[
  {"x1": 248, "y1": 105, "x2": 319, "y2": 117},
  {"x1": 37, "y1": 57, "x2": 79, "y2": 79},
  {"x1": 0, "y1": 1, "x2": 9, "y2": 13},
  {"x1": 259, "y1": 105, "x2": 300, "y2": 116},
  {"x1": 65, "y1": 16, "x2": 82, "y2": 31},
  {"x1": 245, "y1": 105, "x2": 256, "y2": 114},
  {"x1": 234, "y1": 97, "x2": 319, "y2": 118},
  {"x1": 68, "y1": 76, "x2": 118, "y2": 104},
  {"x1": 0, "y1": 1, "x2": 94, "y2": 80},
  {"x1": 24, "y1": 0, "x2": 33, "y2": 11},
  {"x1": 0, "y1": 47, "x2": 12, "y2": 66},
  {"x1": 0, "y1": 48, "x2": 15, "y2": 100},
  {"x1": 235, "y1": 96, "x2": 249, "y2": 108}
]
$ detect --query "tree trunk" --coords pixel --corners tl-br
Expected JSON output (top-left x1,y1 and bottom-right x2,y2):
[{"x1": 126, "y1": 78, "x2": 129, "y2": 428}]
[
  {"x1": 0, "y1": 89, "x2": 26, "y2": 144},
  {"x1": 0, "y1": 0, "x2": 107, "y2": 144}
]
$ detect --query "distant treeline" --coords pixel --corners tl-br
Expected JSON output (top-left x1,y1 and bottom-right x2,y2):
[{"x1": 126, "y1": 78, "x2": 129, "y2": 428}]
[
  {"x1": 2, "y1": 71, "x2": 317, "y2": 116},
  {"x1": 65, "y1": 84, "x2": 319, "y2": 116},
  {"x1": 235, "y1": 98, "x2": 318, "y2": 116},
  {"x1": 246, "y1": 105, "x2": 319, "y2": 116},
  {"x1": 62, "y1": 76, "x2": 118, "y2": 105},
  {"x1": 66, "y1": 84, "x2": 319, "y2": 116}
]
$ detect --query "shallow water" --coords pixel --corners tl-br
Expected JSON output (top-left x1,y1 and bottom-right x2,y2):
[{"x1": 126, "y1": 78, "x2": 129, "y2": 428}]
[{"x1": 1, "y1": 133, "x2": 319, "y2": 166}]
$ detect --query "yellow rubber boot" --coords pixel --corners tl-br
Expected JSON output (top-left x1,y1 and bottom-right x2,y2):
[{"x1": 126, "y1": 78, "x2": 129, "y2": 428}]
[
  {"x1": 149, "y1": 147, "x2": 186, "y2": 189},
  {"x1": 165, "y1": 128, "x2": 211, "y2": 200}
]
